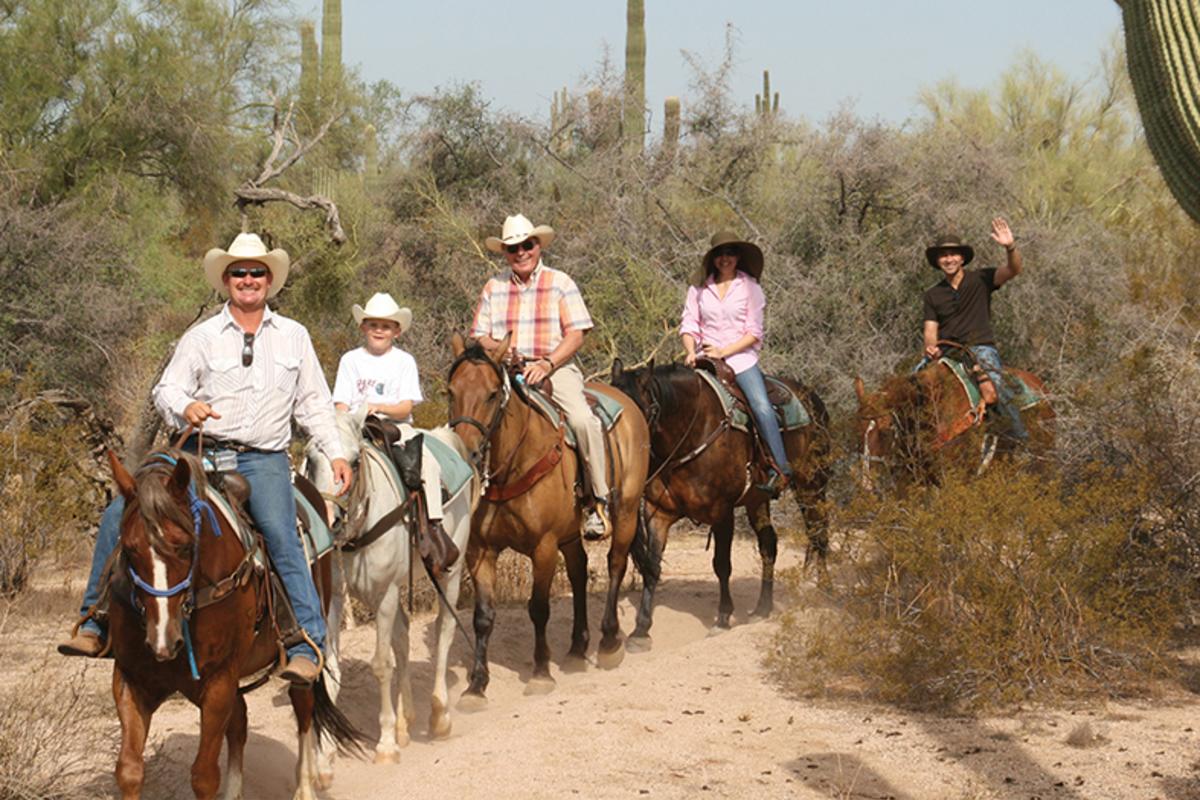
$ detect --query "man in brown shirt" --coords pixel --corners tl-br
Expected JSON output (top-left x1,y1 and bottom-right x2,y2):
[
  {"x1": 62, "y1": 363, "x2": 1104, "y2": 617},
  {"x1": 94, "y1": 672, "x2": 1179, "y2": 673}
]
[{"x1": 921, "y1": 217, "x2": 1028, "y2": 442}]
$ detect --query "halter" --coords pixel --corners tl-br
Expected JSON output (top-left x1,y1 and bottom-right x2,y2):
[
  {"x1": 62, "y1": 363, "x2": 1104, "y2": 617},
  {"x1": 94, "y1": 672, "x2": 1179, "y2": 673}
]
[
  {"x1": 446, "y1": 350, "x2": 512, "y2": 476},
  {"x1": 125, "y1": 452, "x2": 222, "y2": 680}
]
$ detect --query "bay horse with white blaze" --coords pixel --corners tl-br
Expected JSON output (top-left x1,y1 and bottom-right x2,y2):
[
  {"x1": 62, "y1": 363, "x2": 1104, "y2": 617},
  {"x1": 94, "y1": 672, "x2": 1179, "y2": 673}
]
[
  {"x1": 447, "y1": 333, "x2": 650, "y2": 703},
  {"x1": 609, "y1": 359, "x2": 832, "y2": 637},
  {"x1": 104, "y1": 449, "x2": 363, "y2": 800}
]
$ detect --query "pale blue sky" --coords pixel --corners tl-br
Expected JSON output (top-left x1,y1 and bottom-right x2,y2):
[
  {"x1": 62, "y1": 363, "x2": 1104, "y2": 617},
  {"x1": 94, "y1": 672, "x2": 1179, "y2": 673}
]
[{"x1": 301, "y1": 1, "x2": 1124, "y2": 126}]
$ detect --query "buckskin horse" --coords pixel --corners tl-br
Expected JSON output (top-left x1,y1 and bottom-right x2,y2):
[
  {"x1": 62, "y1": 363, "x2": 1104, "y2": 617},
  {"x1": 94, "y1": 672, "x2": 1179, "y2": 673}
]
[
  {"x1": 609, "y1": 358, "x2": 832, "y2": 638},
  {"x1": 304, "y1": 407, "x2": 477, "y2": 776},
  {"x1": 854, "y1": 345, "x2": 1055, "y2": 489},
  {"x1": 103, "y1": 449, "x2": 363, "y2": 800},
  {"x1": 447, "y1": 333, "x2": 650, "y2": 704}
]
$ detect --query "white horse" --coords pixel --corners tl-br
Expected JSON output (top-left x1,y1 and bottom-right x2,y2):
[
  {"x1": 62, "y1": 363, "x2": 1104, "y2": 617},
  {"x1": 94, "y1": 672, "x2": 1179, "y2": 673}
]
[{"x1": 304, "y1": 407, "x2": 476, "y2": 782}]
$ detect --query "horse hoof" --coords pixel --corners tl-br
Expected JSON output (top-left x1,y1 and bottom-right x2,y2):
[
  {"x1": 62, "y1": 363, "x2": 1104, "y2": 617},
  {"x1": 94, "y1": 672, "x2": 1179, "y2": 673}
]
[
  {"x1": 523, "y1": 676, "x2": 556, "y2": 696},
  {"x1": 373, "y1": 749, "x2": 400, "y2": 765},
  {"x1": 560, "y1": 653, "x2": 588, "y2": 674},
  {"x1": 749, "y1": 605, "x2": 772, "y2": 619},
  {"x1": 596, "y1": 645, "x2": 625, "y2": 670},
  {"x1": 430, "y1": 712, "x2": 452, "y2": 740},
  {"x1": 316, "y1": 772, "x2": 334, "y2": 790},
  {"x1": 457, "y1": 692, "x2": 488, "y2": 713},
  {"x1": 625, "y1": 635, "x2": 652, "y2": 654},
  {"x1": 394, "y1": 729, "x2": 411, "y2": 749},
  {"x1": 707, "y1": 623, "x2": 730, "y2": 636}
]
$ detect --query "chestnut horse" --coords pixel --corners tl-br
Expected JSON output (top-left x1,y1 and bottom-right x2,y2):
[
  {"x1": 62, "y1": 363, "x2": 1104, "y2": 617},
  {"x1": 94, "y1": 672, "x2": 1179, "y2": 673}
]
[
  {"x1": 105, "y1": 449, "x2": 363, "y2": 799},
  {"x1": 854, "y1": 355, "x2": 1054, "y2": 489},
  {"x1": 447, "y1": 333, "x2": 650, "y2": 704},
  {"x1": 609, "y1": 359, "x2": 832, "y2": 637}
]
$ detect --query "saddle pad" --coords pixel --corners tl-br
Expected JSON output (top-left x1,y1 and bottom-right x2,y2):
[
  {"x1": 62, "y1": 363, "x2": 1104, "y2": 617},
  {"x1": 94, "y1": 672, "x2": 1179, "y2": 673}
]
[
  {"x1": 421, "y1": 434, "x2": 473, "y2": 497},
  {"x1": 525, "y1": 385, "x2": 624, "y2": 448},
  {"x1": 939, "y1": 358, "x2": 1044, "y2": 410},
  {"x1": 200, "y1": 483, "x2": 332, "y2": 568},
  {"x1": 694, "y1": 369, "x2": 811, "y2": 432},
  {"x1": 203, "y1": 485, "x2": 260, "y2": 566}
]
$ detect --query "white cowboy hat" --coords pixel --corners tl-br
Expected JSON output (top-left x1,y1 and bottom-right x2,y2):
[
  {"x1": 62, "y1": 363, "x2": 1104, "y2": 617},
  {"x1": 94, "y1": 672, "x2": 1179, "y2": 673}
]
[
  {"x1": 484, "y1": 214, "x2": 556, "y2": 253},
  {"x1": 202, "y1": 233, "x2": 290, "y2": 298},
  {"x1": 352, "y1": 292, "x2": 413, "y2": 333}
]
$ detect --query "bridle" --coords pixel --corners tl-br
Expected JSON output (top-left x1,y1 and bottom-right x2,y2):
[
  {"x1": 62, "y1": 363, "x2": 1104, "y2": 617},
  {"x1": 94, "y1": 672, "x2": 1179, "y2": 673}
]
[{"x1": 446, "y1": 351, "x2": 512, "y2": 474}]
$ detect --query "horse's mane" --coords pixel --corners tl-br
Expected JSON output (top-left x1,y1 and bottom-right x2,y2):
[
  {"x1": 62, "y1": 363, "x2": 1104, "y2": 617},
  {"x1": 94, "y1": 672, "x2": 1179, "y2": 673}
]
[
  {"x1": 649, "y1": 362, "x2": 694, "y2": 417},
  {"x1": 128, "y1": 448, "x2": 205, "y2": 554}
]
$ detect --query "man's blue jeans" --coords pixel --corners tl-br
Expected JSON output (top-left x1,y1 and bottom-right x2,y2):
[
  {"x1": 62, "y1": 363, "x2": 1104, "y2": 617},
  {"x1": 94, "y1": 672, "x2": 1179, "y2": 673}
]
[
  {"x1": 79, "y1": 449, "x2": 325, "y2": 663},
  {"x1": 967, "y1": 344, "x2": 1029, "y2": 442},
  {"x1": 734, "y1": 364, "x2": 792, "y2": 476}
]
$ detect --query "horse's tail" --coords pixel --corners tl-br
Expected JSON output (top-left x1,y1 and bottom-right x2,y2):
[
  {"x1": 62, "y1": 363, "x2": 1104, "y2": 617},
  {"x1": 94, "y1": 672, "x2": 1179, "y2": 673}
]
[
  {"x1": 311, "y1": 675, "x2": 369, "y2": 757},
  {"x1": 628, "y1": 498, "x2": 661, "y2": 583}
]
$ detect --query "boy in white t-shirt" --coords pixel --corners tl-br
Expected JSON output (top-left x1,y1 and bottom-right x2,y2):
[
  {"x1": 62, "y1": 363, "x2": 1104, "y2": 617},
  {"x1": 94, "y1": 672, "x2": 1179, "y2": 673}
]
[{"x1": 333, "y1": 293, "x2": 448, "y2": 542}]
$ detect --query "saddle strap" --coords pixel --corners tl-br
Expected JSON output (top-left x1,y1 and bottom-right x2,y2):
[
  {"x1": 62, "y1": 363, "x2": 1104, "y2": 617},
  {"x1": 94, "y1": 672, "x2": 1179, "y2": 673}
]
[
  {"x1": 338, "y1": 493, "x2": 417, "y2": 553},
  {"x1": 193, "y1": 546, "x2": 259, "y2": 610},
  {"x1": 483, "y1": 424, "x2": 566, "y2": 502}
]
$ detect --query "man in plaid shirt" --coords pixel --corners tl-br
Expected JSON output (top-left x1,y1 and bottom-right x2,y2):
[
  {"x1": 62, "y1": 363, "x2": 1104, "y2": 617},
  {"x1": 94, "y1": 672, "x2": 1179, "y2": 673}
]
[{"x1": 471, "y1": 214, "x2": 611, "y2": 540}]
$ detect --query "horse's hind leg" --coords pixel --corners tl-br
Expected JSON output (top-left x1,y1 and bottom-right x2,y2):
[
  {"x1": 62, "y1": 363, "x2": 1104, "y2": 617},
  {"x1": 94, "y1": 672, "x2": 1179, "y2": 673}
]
[
  {"x1": 219, "y1": 693, "x2": 248, "y2": 800},
  {"x1": 430, "y1": 552, "x2": 466, "y2": 738},
  {"x1": 628, "y1": 506, "x2": 669, "y2": 649},
  {"x1": 371, "y1": 582, "x2": 404, "y2": 763},
  {"x1": 112, "y1": 667, "x2": 160, "y2": 800},
  {"x1": 391, "y1": 599, "x2": 416, "y2": 747},
  {"x1": 561, "y1": 536, "x2": 590, "y2": 665},
  {"x1": 711, "y1": 511, "x2": 735, "y2": 630},
  {"x1": 597, "y1": 525, "x2": 633, "y2": 669},
  {"x1": 315, "y1": 573, "x2": 345, "y2": 785},
  {"x1": 793, "y1": 479, "x2": 831, "y2": 589},
  {"x1": 193, "y1": 674, "x2": 238, "y2": 800},
  {"x1": 288, "y1": 684, "x2": 318, "y2": 800},
  {"x1": 525, "y1": 536, "x2": 560, "y2": 695},
  {"x1": 459, "y1": 544, "x2": 498, "y2": 710},
  {"x1": 746, "y1": 500, "x2": 777, "y2": 618}
]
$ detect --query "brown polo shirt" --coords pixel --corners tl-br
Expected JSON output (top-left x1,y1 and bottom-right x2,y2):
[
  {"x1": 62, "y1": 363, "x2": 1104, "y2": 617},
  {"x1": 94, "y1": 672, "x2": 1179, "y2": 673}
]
[{"x1": 922, "y1": 268, "x2": 1000, "y2": 346}]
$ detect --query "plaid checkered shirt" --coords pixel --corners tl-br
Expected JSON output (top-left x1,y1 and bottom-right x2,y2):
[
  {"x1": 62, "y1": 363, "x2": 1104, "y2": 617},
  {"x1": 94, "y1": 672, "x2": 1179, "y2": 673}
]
[{"x1": 470, "y1": 261, "x2": 593, "y2": 359}]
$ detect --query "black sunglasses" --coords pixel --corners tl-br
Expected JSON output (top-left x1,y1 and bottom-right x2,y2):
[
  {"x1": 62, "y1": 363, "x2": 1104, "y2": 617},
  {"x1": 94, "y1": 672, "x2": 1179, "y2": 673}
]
[
  {"x1": 715, "y1": 246, "x2": 740, "y2": 258},
  {"x1": 227, "y1": 266, "x2": 269, "y2": 279},
  {"x1": 241, "y1": 332, "x2": 255, "y2": 367},
  {"x1": 505, "y1": 239, "x2": 537, "y2": 255}
]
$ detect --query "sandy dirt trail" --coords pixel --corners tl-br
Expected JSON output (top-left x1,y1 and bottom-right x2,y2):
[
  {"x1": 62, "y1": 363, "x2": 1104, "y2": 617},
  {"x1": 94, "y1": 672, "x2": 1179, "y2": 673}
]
[{"x1": 17, "y1": 531, "x2": 1200, "y2": 799}]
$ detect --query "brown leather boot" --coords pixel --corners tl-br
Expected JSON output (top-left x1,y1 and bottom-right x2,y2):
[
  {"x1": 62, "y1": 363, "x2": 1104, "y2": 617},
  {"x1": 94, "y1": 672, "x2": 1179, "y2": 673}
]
[
  {"x1": 279, "y1": 655, "x2": 321, "y2": 685},
  {"x1": 58, "y1": 630, "x2": 105, "y2": 658}
]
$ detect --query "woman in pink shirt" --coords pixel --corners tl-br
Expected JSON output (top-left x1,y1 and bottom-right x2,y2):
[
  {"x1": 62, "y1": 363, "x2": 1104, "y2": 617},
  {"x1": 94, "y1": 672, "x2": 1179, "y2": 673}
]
[{"x1": 680, "y1": 231, "x2": 791, "y2": 495}]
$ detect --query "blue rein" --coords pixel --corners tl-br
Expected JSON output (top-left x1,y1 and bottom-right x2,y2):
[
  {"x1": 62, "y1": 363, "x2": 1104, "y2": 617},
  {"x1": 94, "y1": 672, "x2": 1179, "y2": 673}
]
[{"x1": 126, "y1": 453, "x2": 223, "y2": 681}]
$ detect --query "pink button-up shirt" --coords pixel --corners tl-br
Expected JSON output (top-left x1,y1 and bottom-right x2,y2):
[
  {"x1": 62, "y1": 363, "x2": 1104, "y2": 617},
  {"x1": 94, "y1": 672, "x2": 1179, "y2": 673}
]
[{"x1": 680, "y1": 270, "x2": 766, "y2": 375}]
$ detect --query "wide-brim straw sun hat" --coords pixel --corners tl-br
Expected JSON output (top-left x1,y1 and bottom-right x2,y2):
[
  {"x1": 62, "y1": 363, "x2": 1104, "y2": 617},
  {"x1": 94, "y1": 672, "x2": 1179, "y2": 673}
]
[
  {"x1": 202, "y1": 232, "x2": 290, "y2": 298},
  {"x1": 693, "y1": 230, "x2": 764, "y2": 285},
  {"x1": 485, "y1": 214, "x2": 556, "y2": 253},
  {"x1": 352, "y1": 292, "x2": 413, "y2": 333},
  {"x1": 925, "y1": 234, "x2": 975, "y2": 269}
]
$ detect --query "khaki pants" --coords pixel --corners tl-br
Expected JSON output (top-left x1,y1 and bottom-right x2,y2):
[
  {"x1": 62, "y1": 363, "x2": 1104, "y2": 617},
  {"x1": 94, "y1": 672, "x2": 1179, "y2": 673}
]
[{"x1": 547, "y1": 363, "x2": 609, "y2": 498}]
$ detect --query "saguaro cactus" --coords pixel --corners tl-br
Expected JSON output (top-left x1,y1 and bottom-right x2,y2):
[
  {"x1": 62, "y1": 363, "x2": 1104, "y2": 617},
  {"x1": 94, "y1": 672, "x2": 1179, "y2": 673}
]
[
  {"x1": 1121, "y1": 0, "x2": 1200, "y2": 223},
  {"x1": 320, "y1": 0, "x2": 342, "y2": 105},
  {"x1": 663, "y1": 96, "x2": 681, "y2": 159},
  {"x1": 550, "y1": 87, "x2": 574, "y2": 156},
  {"x1": 755, "y1": 69, "x2": 780, "y2": 116},
  {"x1": 299, "y1": 21, "x2": 319, "y2": 131},
  {"x1": 624, "y1": 0, "x2": 646, "y2": 150}
]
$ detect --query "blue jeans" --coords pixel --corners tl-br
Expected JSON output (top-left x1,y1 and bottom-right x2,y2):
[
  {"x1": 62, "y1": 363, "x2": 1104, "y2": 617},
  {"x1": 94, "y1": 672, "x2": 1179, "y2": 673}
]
[
  {"x1": 967, "y1": 345, "x2": 1028, "y2": 442},
  {"x1": 80, "y1": 448, "x2": 325, "y2": 663},
  {"x1": 734, "y1": 365, "x2": 792, "y2": 476}
]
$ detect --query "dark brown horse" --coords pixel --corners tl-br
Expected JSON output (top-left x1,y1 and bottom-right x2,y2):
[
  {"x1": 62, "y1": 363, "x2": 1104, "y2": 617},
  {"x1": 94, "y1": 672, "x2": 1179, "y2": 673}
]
[
  {"x1": 448, "y1": 333, "x2": 650, "y2": 704},
  {"x1": 854, "y1": 355, "x2": 1054, "y2": 488},
  {"x1": 609, "y1": 359, "x2": 832, "y2": 638},
  {"x1": 105, "y1": 449, "x2": 362, "y2": 800}
]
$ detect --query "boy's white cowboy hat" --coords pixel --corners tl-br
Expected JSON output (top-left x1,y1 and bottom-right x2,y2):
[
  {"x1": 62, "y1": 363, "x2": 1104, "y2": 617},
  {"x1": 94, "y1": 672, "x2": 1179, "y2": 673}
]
[
  {"x1": 484, "y1": 214, "x2": 556, "y2": 253},
  {"x1": 352, "y1": 292, "x2": 413, "y2": 333},
  {"x1": 202, "y1": 233, "x2": 290, "y2": 298}
]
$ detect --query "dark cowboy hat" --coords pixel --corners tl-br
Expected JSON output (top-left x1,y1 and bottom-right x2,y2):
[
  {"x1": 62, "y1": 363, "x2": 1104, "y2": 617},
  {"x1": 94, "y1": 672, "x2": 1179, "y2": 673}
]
[
  {"x1": 925, "y1": 234, "x2": 975, "y2": 269},
  {"x1": 694, "y1": 231, "x2": 764, "y2": 285}
]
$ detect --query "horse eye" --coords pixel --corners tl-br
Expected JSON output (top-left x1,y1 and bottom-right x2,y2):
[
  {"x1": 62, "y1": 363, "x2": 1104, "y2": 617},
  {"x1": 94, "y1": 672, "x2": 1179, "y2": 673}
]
[{"x1": 488, "y1": 390, "x2": 499, "y2": 402}]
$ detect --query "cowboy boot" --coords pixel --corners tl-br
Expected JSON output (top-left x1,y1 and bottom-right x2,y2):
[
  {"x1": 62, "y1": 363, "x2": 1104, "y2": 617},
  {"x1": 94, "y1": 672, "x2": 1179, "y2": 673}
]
[
  {"x1": 583, "y1": 498, "x2": 612, "y2": 541},
  {"x1": 392, "y1": 434, "x2": 425, "y2": 492},
  {"x1": 426, "y1": 516, "x2": 460, "y2": 577},
  {"x1": 58, "y1": 629, "x2": 106, "y2": 658}
]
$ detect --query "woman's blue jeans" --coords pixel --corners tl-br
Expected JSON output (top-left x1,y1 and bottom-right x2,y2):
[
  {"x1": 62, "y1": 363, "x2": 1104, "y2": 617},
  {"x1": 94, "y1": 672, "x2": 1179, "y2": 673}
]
[
  {"x1": 734, "y1": 364, "x2": 792, "y2": 475},
  {"x1": 79, "y1": 450, "x2": 325, "y2": 663}
]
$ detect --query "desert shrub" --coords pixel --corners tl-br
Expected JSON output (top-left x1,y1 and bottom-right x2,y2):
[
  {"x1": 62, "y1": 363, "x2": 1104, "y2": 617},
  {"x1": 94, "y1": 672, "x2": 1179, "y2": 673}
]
[{"x1": 771, "y1": 463, "x2": 1185, "y2": 711}]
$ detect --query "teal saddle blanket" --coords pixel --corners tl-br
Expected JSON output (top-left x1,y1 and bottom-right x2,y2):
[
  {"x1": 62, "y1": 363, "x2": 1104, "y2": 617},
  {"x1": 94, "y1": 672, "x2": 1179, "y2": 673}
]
[
  {"x1": 361, "y1": 432, "x2": 474, "y2": 502},
  {"x1": 202, "y1": 480, "x2": 334, "y2": 568},
  {"x1": 523, "y1": 385, "x2": 625, "y2": 448},
  {"x1": 939, "y1": 358, "x2": 1045, "y2": 410},
  {"x1": 694, "y1": 369, "x2": 812, "y2": 432}
]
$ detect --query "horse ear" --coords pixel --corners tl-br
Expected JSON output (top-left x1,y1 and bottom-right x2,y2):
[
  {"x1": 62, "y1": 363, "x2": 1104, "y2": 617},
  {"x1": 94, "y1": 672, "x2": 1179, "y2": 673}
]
[
  {"x1": 108, "y1": 450, "x2": 136, "y2": 500},
  {"x1": 170, "y1": 457, "x2": 192, "y2": 497},
  {"x1": 451, "y1": 331, "x2": 466, "y2": 357},
  {"x1": 611, "y1": 357, "x2": 623, "y2": 382},
  {"x1": 647, "y1": 356, "x2": 655, "y2": 372},
  {"x1": 492, "y1": 332, "x2": 512, "y2": 363},
  {"x1": 854, "y1": 376, "x2": 866, "y2": 405}
]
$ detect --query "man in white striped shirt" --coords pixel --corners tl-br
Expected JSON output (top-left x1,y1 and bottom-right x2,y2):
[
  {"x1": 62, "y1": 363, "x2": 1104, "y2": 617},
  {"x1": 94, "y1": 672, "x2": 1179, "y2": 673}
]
[{"x1": 60, "y1": 233, "x2": 351, "y2": 686}]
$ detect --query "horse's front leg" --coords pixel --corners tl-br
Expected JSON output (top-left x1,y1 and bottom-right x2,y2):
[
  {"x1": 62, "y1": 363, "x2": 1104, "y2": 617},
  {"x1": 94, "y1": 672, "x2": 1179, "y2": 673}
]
[
  {"x1": 192, "y1": 673, "x2": 238, "y2": 800},
  {"x1": 430, "y1": 542, "x2": 466, "y2": 738},
  {"x1": 597, "y1": 526, "x2": 631, "y2": 669},
  {"x1": 458, "y1": 543, "x2": 498, "y2": 710},
  {"x1": 746, "y1": 500, "x2": 777, "y2": 617},
  {"x1": 525, "y1": 535, "x2": 559, "y2": 695},
  {"x1": 628, "y1": 505, "x2": 670, "y2": 648},
  {"x1": 219, "y1": 692, "x2": 247, "y2": 800},
  {"x1": 112, "y1": 667, "x2": 161, "y2": 800},
  {"x1": 314, "y1": 568, "x2": 345, "y2": 785},
  {"x1": 370, "y1": 581, "x2": 403, "y2": 763},
  {"x1": 288, "y1": 683, "x2": 317, "y2": 800},
  {"x1": 711, "y1": 511, "x2": 735, "y2": 630}
]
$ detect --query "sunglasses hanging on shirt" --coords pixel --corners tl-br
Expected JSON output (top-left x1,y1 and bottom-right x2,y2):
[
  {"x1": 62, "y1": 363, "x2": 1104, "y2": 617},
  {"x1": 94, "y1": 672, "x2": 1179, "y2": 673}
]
[{"x1": 242, "y1": 332, "x2": 255, "y2": 367}]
